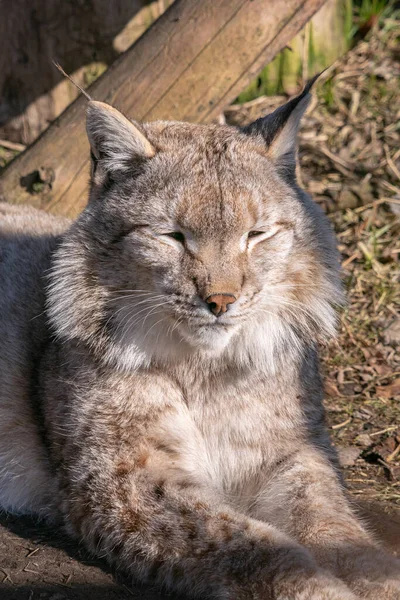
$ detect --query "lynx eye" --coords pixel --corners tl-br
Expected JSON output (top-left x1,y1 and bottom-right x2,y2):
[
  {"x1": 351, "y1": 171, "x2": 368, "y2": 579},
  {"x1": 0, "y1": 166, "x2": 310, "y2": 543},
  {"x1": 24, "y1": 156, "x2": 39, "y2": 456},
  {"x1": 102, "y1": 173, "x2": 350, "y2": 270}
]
[
  {"x1": 248, "y1": 231, "x2": 265, "y2": 239},
  {"x1": 164, "y1": 232, "x2": 185, "y2": 244},
  {"x1": 245, "y1": 227, "x2": 284, "y2": 249}
]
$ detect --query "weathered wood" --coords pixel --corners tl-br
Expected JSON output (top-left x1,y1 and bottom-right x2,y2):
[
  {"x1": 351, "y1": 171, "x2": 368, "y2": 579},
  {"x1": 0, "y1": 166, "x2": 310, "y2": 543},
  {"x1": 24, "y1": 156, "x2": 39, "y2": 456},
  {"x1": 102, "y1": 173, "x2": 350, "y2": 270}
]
[
  {"x1": 0, "y1": 0, "x2": 173, "y2": 145},
  {"x1": 0, "y1": 0, "x2": 327, "y2": 217},
  {"x1": 238, "y1": 0, "x2": 352, "y2": 99}
]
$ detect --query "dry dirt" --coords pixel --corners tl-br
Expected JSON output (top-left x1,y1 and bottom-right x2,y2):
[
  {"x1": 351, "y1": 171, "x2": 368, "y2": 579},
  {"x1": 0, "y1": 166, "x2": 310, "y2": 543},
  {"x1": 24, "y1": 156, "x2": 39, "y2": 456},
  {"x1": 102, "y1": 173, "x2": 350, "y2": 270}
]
[{"x1": 0, "y1": 16, "x2": 399, "y2": 600}]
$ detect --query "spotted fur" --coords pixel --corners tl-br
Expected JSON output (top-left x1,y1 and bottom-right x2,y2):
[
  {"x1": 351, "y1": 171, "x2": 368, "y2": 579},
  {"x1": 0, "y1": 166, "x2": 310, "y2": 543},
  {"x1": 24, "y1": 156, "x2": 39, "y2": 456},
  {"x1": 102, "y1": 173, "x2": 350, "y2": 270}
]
[{"x1": 0, "y1": 87, "x2": 399, "y2": 599}]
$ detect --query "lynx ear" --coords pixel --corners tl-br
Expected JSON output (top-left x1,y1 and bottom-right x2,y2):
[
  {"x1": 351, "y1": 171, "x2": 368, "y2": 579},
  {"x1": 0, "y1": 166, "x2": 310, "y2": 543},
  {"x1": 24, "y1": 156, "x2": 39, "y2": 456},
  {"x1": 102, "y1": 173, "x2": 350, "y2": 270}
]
[
  {"x1": 243, "y1": 75, "x2": 320, "y2": 179},
  {"x1": 86, "y1": 101, "x2": 155, "y2": 178}
]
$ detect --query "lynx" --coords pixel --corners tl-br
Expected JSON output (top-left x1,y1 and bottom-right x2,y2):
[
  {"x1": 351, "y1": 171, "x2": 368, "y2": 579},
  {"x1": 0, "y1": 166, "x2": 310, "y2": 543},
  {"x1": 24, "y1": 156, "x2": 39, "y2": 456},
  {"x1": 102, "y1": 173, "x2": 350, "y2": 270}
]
[{"x1": 0, "y1": 81, "x2": 399, "y2": 599}]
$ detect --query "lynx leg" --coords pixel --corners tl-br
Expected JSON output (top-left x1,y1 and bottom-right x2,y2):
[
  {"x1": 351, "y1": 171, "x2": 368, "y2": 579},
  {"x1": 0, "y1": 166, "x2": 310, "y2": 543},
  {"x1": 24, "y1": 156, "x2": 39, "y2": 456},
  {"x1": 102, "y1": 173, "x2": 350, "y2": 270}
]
[
  {"x1": 58, "y1": 437, "x2": 356, "y2": 599},
  {"x1": 252, "y1": 446, "x2": 400, "y2": 599}
]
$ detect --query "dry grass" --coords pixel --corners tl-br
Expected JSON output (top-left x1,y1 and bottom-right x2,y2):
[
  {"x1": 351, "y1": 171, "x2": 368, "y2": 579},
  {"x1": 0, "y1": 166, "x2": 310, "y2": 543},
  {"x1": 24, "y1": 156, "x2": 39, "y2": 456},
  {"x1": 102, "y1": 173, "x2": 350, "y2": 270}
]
[{"x1": 226, "y1": 17, "x2": 400, "y2": 507}]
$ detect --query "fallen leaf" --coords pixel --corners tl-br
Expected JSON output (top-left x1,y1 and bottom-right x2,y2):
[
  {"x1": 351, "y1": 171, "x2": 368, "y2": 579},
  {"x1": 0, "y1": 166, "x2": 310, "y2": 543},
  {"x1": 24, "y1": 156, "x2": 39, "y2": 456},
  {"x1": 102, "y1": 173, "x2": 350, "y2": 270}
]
[
  {"x1": 383, "y1": 319, "x2": 400, "y2": 346},
  {"x1": 376, "y1": 379, "x2": 400, "y2": 399},
  {"x1": 356, "y1": 433, "x2": 373, "y2": 447},
  {"x1": 325, "y1": 380, "x2": 340, "y2": 397},
  {"x1": 337, "y1": 446, "x2": 361, "y2": 467}
]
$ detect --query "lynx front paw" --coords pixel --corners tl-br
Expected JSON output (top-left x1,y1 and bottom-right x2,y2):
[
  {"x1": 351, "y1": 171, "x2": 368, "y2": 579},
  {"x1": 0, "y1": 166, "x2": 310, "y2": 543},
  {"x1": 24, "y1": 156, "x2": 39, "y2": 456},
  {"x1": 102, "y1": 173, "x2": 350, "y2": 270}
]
[
  {"x1": 349, "y1": 578, "x2": 400, "y2": 600},
  {"x1": 337, "y1": 548, "x2": 400, "y2": 600},
  {"x1": 273, "y1": 570, "x2": 358, "y2": 600}
]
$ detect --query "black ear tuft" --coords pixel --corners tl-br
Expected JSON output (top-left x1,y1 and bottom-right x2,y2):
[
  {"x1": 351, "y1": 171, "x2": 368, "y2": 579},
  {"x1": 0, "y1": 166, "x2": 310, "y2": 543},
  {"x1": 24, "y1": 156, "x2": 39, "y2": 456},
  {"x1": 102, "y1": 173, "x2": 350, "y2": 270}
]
[{"x1": 242, "y1": 73, "x2": 322, "y2": 180}]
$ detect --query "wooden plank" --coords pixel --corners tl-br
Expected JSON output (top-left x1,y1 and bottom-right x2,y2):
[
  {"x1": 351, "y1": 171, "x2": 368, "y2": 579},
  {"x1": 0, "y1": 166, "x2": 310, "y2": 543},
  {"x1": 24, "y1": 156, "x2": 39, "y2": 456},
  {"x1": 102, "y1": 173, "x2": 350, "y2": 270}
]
[{"x1": 0, "y1": 0, "x2": 326, "y2": 217}]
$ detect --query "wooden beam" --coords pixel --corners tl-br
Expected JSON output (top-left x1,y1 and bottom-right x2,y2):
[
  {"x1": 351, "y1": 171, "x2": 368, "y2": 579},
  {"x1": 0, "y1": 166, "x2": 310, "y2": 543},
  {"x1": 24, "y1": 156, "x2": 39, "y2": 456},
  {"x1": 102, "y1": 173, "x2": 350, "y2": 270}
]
[{"x1": 0, "y1": 0, "x2": 326, "y2": 217}]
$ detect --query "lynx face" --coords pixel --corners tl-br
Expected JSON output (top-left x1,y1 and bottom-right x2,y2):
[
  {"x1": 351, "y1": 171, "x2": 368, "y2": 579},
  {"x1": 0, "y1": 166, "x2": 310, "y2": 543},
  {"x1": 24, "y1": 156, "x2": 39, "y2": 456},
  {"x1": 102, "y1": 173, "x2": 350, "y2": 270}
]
[{"x1": 48, "y1": 86, "x2": 343, "y2": 371}]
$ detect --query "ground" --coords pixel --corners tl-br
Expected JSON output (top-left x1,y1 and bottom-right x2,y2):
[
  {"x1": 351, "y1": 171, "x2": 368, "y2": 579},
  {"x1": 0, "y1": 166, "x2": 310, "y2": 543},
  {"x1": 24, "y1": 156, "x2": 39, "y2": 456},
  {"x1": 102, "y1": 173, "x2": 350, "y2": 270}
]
[{"x1": 0, "y1": 16, "x2": 399, "y2": 600}]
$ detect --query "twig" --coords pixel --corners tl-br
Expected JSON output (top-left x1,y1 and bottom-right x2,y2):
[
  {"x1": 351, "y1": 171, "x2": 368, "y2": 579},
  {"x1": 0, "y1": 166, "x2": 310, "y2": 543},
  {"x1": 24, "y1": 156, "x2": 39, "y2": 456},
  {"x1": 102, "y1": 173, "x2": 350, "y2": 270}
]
[
  {"x1": 342, "y1": 252, "x2": 360, "y2": 268},
  {"x1": 387, "y1": 443, "x2": 400, "y2": 463},
  {"x1": 384, "y1": 144, "x2": 400, "y2": 181},
  {"x1": 354, "y1": 197, "x2": 400, "y2": 213},
  {"x1": 0, "y1": 568, "x2": 13, "y2": 584},
  {"x1": 0, "y1": 139, "x2": 26, "y2": 152},
  {"x1": 332, "y1": 417, "x2": 351, "y2": 430},
  {"x1": 122, "y1": 583, "x2": 136, "y2": 596},
  {"x1": 23, "y1": 566, "x2": 40, "y2": 574},
  {"x1": 370, "y1": 426, "x2": 398, "y2": 437},
  {"x1": 319, "y1": 145, "x2": 354, "y2": 170}
]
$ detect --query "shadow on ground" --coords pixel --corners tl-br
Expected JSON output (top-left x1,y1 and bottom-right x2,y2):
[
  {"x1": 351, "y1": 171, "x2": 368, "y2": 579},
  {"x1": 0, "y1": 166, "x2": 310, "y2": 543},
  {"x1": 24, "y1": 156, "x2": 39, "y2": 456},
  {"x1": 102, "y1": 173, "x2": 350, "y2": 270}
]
[
  {"x1": 0, "y1": 511, "x2": 178, "y2": 600},
  {"x1": 0, "y1": 502, "x2": 399, "y2": 599}
]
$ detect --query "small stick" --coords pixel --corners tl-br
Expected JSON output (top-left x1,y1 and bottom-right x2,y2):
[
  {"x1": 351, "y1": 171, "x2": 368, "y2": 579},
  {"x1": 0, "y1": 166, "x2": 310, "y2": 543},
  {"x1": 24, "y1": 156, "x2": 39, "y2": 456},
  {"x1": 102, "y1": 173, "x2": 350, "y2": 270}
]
[
  {"x1": 332, "y1": 417, "x2": 351, "y2": 430},
  {"x1": 0, "y1": 139, "x2": 26, "y2": 152},
  {"x1": 387, "y1": 443, "x2": 400, "y2": 463},
  {"x1": 0, "y1": 568, "x2": 13, "y2": 584},
  {"x1": 384, "y1": 143, "x2": 400, "y2": 181},
  {"x1": 370, "y1": 426, "x2": 398, "y2": 437},
  {"x1": 342, "y1": 252, "x2": 359, "y2": 268},
  {"x1": 23, "y1": 566, "x2": 40, "y2": 574},
  {"x1": 122, "y1": 583, "x2": 136, "y2": 596},
  {"x1": 354, "y1": 197, "x2": 400, "y2": 213}
]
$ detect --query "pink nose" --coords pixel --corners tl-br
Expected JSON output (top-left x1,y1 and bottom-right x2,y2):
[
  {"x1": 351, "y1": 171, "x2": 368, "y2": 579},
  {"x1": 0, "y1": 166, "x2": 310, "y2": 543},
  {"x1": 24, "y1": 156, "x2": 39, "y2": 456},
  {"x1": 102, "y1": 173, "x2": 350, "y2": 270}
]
[{"x1": 205, "y1": 293, "x2": 236, "y2": 317}]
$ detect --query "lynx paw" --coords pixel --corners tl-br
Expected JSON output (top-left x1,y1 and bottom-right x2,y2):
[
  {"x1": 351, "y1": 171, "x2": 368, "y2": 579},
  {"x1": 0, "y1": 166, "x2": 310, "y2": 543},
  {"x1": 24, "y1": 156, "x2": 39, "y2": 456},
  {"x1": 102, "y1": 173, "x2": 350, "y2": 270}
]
[
  {"x1": 274, "y1": 571, "x2": 357, "y2": 600},
  {"x1": 300, "y1": 574, "x2": 358, "y2": 600},
  {"x1": 349, "y1": 578, "x2": 400, "y2": 600},
  {"x1": 338, "y1": 548, "x2": 400, "y2": 600}
]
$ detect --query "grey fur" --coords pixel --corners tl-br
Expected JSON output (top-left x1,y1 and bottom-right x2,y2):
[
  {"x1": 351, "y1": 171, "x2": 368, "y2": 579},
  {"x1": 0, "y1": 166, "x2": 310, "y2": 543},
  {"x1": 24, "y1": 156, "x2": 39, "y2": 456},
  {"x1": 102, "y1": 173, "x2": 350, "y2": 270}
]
[{"x1": 0, "y1": 92, "x2": 399, "y2": 599}]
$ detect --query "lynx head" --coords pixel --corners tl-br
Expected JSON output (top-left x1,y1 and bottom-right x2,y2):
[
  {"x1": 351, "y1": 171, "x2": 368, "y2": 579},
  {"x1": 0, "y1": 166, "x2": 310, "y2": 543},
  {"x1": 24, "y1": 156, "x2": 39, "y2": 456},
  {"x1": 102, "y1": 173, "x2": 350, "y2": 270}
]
[{"x1": 48, "y1": 80, "x2": 343, "y2": 372}]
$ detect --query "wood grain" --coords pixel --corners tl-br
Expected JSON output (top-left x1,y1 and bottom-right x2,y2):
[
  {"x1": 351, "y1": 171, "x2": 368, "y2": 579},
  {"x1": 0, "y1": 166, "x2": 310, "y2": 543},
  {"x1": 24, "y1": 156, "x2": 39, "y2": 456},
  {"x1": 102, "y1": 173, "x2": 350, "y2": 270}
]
[{"x1": 0, "y1": 0, "x2": 326, "y2": 217}]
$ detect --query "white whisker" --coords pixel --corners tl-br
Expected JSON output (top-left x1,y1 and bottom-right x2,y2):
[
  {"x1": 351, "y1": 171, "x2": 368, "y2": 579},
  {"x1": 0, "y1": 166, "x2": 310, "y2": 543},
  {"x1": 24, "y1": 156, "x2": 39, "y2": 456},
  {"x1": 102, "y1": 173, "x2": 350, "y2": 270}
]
[{"x1": 143, "y1": 317, "x2": 169, "y2": 342}]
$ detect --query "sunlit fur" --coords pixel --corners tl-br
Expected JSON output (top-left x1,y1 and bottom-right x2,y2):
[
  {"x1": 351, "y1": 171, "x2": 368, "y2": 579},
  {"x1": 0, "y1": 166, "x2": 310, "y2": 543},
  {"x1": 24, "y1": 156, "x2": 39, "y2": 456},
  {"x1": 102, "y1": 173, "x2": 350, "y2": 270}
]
[
  {"x1": 0, "y1": 92, "x2": 399, "y2": 600},
  {"x1": 48, "y1": 118, "x2": 343, "y2": 374}
]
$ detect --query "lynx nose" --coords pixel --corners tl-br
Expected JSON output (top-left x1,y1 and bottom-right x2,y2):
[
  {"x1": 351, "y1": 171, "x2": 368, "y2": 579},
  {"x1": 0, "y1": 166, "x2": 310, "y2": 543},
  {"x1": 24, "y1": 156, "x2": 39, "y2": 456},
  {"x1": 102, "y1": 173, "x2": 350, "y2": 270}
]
[{"x1": 206, "y1": 293, "x2": 237, "y2": 317}]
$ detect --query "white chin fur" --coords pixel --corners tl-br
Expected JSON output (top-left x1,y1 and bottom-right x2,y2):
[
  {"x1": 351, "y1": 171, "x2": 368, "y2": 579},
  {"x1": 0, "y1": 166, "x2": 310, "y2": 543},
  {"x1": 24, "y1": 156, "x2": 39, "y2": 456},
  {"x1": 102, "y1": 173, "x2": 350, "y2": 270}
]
[
  {"x1": 107, "y1": 312, "x2": 300, "y2": 375},
  {"x1": 177, "y1": 321, "x2": 238, "y2": 352},
  {"x1": 109, "y1": 320, "x2": 239, "y2": 370}
]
